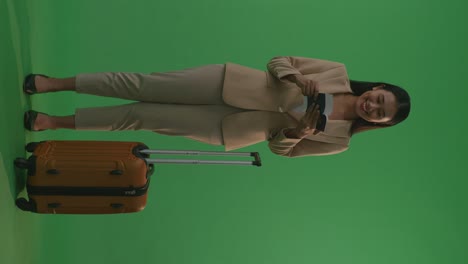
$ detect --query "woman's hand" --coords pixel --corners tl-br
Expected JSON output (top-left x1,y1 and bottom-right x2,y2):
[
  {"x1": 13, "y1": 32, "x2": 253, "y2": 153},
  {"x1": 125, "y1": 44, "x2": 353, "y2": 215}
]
[
  {"x1": 286, "y1": 74, "x2": 319, "y2": 97},
  {"x1": 284, "y1": 103, "x2": 322, "y2": 139}
]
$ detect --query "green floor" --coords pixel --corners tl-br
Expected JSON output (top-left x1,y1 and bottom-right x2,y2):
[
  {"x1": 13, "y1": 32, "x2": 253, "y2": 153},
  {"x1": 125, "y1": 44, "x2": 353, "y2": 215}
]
[
  {"x1": 1, "y1": 0, "x2": 468, "y2": 264},
  {"x1": 1, "y1": 0, "x2": 40, "y2": 263}
]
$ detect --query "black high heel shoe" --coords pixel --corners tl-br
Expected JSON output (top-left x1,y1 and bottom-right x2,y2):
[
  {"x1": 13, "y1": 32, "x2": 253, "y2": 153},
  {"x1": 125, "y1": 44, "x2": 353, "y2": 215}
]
[
  {"x1": 24, "y1": 110, "x2": 46, "y2": 131},
  {"x1": 23, "y1": 74, "x2": 49, "y2": 95}
]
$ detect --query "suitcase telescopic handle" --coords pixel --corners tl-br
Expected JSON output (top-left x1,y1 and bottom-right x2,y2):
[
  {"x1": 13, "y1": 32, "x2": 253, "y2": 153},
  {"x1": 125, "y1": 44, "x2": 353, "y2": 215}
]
[
  {"x1": 139, "y1": 150, "x2": 262, "y2": 167},
  {"x1": 140, "y1": 150, "x2": 252, "y2": 156}
]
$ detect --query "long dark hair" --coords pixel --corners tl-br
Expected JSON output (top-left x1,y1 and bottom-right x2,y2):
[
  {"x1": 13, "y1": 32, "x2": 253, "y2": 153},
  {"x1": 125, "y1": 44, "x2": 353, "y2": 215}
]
[{"x1": 350, "y1": 80, "x2": 411, "y2": 135}]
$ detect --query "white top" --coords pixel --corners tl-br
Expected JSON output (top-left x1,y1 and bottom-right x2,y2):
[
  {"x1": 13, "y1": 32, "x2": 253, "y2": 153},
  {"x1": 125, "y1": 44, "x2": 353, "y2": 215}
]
[{"x1": 293, "y1": 93, "x2": 334, "y2": 118}]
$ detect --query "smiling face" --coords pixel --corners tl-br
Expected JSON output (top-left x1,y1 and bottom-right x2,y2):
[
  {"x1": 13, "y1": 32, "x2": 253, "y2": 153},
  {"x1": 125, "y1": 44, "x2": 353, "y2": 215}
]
[{"x1": 355, "y1": 86, "x2": 399, "y2": 123}]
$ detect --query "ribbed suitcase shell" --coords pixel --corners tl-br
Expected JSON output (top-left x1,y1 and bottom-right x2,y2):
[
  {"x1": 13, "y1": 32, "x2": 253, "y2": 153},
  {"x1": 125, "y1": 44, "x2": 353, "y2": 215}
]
[{"x1": 23, "y1": 141, "x2": 152, "y2": 214}]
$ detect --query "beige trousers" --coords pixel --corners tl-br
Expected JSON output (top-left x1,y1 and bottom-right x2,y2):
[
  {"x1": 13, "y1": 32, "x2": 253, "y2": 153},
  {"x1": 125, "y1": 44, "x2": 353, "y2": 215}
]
[{"x1": 74, "y1": 64, "x2": 243, "y2": 146}]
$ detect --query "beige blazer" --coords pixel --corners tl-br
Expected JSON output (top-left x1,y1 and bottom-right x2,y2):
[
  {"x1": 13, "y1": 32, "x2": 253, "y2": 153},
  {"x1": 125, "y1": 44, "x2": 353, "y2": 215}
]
[{"x1": 221, "y1": 56, "x2": 354, "y2": 157}]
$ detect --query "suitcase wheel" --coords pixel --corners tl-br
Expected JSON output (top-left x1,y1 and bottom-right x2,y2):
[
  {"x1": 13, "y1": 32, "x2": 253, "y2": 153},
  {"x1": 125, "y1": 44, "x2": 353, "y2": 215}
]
[
  {"x1": 14, "y1": 158, "x2": 30, "y2": 169},
  {"x1": 25, "y1": 142, "x2": 40, "y2": 152},
  {"x1": 15, "y1": 198, "x2": 34, "y2": 212}
]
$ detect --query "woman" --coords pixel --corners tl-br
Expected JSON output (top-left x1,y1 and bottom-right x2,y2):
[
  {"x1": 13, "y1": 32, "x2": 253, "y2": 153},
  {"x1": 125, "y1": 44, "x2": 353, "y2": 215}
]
[{"x1": 23, "y1": 56, "x2": 411, "y2": 157}]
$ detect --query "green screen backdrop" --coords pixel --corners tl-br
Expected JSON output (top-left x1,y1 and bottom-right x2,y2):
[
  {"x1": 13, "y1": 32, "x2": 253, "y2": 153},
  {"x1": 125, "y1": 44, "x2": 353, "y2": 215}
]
[{"x1": 1, "y1": 0, "x2": 467, "y2": 263}]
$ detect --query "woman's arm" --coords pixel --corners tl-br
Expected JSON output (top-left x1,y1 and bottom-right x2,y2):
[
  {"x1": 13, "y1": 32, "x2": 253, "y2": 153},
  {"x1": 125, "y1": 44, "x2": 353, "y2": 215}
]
[
  {"x1": 268, "y1": 128, "x2": 349, "y2": 157},
  {"x1": 267, "y1": 56, "x2": 346, "y2": 81},
  {"x1": 267, "y1": 103, "x2": 347, "y2": 157},
  {"x1": 267, "y1": 56, "x2": 303, "y2": 80}
]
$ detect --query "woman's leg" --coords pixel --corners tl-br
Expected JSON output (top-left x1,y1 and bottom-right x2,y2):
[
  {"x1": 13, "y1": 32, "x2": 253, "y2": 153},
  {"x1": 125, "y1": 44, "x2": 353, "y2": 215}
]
[
  {"x1": 35, "y1": 64, "x2": 225, "y2": 104},
  {"x1": 34, "y1": 102, "x2": 243, "y2": 146},
  {"x1": 35, "y1": 64, "x2": 226, "y2": 104},
  {"x1": 76, "y1": 64, "x2": 226, "y2": 104}
]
